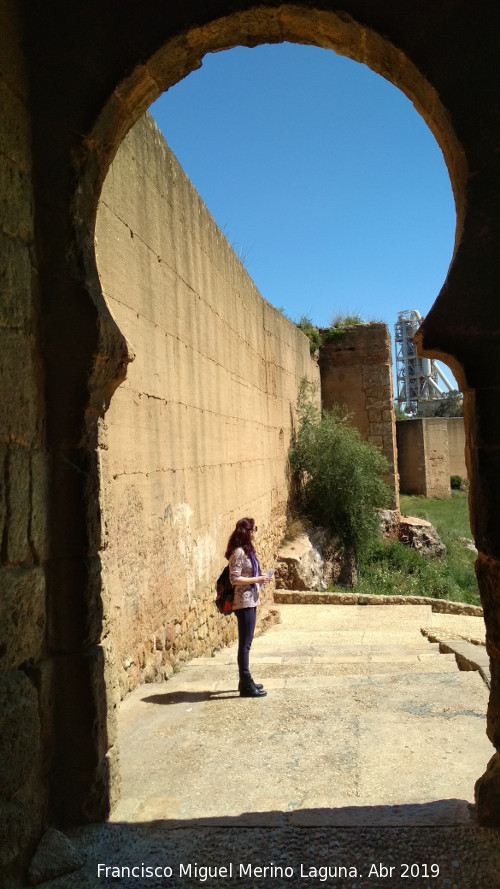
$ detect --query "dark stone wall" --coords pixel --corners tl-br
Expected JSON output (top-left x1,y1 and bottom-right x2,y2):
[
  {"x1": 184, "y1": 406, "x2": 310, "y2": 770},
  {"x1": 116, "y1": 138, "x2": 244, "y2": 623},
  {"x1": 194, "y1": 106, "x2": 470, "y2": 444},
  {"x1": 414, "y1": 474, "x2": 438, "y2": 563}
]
[{"x1": 0, "y1": 0, "x2": 50, "y2": 880}]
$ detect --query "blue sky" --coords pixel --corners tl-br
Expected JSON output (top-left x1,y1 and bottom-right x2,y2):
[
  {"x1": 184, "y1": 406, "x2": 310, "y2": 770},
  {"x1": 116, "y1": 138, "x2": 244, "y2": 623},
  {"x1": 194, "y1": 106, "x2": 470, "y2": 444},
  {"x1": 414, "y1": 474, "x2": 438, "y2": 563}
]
[{"x1": 150, "y1": 42, "x2": 457, "y2": 383}]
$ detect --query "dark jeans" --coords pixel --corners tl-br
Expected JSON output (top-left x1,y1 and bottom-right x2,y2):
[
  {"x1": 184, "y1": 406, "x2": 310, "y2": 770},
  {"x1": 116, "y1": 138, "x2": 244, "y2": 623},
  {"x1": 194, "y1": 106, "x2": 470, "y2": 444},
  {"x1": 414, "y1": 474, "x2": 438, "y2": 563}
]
[{"x1": 235, "y1": 606, "x2": 257, "y2": 680}]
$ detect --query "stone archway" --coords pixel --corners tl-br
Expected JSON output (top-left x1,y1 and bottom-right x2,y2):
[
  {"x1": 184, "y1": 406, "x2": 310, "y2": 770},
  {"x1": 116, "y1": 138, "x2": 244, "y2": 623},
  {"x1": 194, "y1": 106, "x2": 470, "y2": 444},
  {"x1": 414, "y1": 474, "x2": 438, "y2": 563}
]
[{"x1": 29, "y1": 2, "x2": 500, "y2": 829}]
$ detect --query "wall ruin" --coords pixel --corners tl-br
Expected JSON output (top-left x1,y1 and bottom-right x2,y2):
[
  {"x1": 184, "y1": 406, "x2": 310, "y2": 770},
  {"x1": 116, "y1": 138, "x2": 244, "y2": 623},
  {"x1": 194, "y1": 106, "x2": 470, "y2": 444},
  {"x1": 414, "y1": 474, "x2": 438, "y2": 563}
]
[
  {"x1": 95, "y1": 113, "x2": 319, "y2": 698},
  {"x1": 396, "y1": 416, "x2": 467, "y2": 497},
  {"x1": 319, "y1": 323, "x2": 399, "y2": 508}
]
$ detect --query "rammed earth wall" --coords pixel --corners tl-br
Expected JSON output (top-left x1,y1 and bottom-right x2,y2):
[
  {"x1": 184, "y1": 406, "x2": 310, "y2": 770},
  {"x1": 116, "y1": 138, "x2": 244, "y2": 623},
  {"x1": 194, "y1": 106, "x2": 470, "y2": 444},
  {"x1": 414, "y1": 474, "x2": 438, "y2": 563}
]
[
  {"x1": 95, "y1": 113, "x2": 319, "y2": 697},
  {"x1": 396, "y1": 417, "x2": 467, "y2": 497}
]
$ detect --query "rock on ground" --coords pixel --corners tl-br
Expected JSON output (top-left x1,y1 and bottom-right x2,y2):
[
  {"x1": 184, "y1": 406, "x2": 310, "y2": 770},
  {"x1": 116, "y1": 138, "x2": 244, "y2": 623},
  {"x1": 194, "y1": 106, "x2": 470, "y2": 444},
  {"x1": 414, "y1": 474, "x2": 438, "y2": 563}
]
[
  {"x1": 399, "y1": 515, "x2": 446, "y2": 558},
  {"x1": 28, "y1": 828, "x2": 86, "y2": 885},
  {"x1": 275, "y1": 528, "x2": 339, "y2": 590}
]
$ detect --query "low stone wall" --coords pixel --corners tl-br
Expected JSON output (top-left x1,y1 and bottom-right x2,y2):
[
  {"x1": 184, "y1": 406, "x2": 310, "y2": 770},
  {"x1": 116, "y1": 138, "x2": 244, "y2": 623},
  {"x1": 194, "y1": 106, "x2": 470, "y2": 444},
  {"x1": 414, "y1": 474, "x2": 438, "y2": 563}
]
[{"x1": 274, "y1": 590, "x2": 483, "y2": 616}]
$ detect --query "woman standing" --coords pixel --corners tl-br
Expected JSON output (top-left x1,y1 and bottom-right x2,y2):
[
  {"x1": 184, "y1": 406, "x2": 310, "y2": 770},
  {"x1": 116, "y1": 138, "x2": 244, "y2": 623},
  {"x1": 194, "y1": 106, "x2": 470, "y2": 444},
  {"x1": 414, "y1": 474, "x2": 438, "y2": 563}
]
[{"x1": 226, "y1": 517, "x2": 270, "y2": 697}]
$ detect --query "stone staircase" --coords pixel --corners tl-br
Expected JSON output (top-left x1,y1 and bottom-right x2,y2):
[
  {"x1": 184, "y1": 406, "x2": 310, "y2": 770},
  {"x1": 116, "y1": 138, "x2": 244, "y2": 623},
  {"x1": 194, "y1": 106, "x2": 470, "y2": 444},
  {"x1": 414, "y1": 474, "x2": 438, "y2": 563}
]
[
  {"x1": 112, "y1": 603, "x2": 492, "y2": 827},
  {"x1": 38, "y1": 603, "x2": 500, "y2": 889}
]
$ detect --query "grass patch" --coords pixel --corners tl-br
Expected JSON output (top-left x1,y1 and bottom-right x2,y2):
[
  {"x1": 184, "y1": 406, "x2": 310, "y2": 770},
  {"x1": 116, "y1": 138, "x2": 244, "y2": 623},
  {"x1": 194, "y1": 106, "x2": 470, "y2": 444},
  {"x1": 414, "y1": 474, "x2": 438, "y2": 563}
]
[
  {"x1": 399, "y1": 491, "x2": 472, "y2": 539},
  {"x1": 351, "y1": 492, "x2": 480, "y2": 606}
]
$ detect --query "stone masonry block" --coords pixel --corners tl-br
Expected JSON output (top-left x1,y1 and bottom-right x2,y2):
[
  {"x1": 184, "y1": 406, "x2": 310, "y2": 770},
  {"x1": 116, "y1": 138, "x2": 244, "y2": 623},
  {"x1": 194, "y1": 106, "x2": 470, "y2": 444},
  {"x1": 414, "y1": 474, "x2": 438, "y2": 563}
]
[
  {"x1": 0, "y1": 82, "x2": 31, "y2": 169},
  {"x1": 0, "y1": 231, "x2": 33, "y2": 328},
  {"x1": 0, "y1": 798, "x2": 29, "y2": 868},
  {"x1": 25, "y1": 658, "x2": 54, "y2": 774},
  {"x1": 362, "y1": 365, "x2": 392, "y2": 388},
  {"x1": 370, "y1": 422, "x2": 392, "y2": 437},
  {"x1": 0, "y1": 445, "x2": 6, "y2": 548},
  {"x1": 0, "y1": 670, "x2": 40, "y2": 799},
  {"x1": 5, "y1": 443, "x2": 30, "y2": 563},
  {"x1": 0, "y1": 0, "x2": 30, "y2": 100},
  {"x1": 475, "y1": 555, "x2": 500, "y2": 653},
  {"x1": 0, "y1": 329, "x2": 39, "y2": 444},
  {"x1": 469, "y1": 448, "x2": 500, "y2": 559},
  {"x1": 475, "y1": 752, "x2": 500, "y2": 827},
  {"x1": 0, "y1": 567, "x2": 46, "y2": 672},
  {"x1": 0, "y1": 153, "x2": 33, "y2": 238},
  {"x1": 30, "y1": 448, "x2": 49, "y2": 563}
]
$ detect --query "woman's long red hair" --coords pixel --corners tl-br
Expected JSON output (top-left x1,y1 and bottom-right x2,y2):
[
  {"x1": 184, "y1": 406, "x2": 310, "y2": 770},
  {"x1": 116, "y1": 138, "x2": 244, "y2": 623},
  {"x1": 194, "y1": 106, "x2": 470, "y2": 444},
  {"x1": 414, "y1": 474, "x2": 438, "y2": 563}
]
[{"x1": 225, "y1": 517, "x2": 255, "y2": 559}]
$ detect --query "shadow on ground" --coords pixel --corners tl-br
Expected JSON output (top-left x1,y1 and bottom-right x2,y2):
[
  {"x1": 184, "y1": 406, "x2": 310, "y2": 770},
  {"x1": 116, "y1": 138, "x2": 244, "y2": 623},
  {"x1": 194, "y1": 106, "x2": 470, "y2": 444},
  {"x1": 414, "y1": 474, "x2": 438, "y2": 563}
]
[{"x1": 34, "y1": 802, "x2": 500, "y2": 889}]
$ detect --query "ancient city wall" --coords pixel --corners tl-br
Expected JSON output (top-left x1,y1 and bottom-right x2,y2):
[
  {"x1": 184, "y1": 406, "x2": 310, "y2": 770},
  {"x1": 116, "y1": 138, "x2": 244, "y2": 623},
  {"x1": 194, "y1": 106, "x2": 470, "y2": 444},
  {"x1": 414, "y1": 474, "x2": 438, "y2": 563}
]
[
  {"x1": 396, "y1": 417, "x2": 466, "y2": 497},
  {"x1": 95, "y1": 114, "x2": 319, "y2": 697},
  {"x1": 319, "y1": 323, "x2": 399, "y2": 507},
  {"x1": 0, "y1": 0, "x2": 50, "y2": 876}
]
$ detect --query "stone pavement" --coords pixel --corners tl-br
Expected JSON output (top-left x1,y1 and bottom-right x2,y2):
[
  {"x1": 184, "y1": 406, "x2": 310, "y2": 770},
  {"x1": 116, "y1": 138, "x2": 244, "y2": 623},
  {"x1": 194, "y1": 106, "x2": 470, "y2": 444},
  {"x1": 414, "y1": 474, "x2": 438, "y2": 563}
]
[
  {"x1": 111, "y1": 605, "x2": 492, "y2": 826},
  {"x1": 33, "y1": 604, "x2": 500, "y2": 889}
]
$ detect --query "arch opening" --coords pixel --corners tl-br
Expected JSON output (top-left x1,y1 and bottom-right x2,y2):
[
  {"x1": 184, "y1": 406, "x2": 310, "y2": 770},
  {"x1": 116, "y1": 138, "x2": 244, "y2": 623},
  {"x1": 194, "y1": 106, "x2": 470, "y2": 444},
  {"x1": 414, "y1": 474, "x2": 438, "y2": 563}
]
[
  {"x1": 57, "y1": 3, "x2": 500, "y2": 833},
  {"x1": 92, "y1": 33, "x2": 486, "y2": 824}
]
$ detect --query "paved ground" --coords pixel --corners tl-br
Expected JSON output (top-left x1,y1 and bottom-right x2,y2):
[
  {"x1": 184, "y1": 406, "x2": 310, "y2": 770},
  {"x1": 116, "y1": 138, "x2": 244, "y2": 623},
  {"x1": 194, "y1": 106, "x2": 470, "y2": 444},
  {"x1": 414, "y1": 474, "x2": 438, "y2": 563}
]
[{"x1": 33, "y1": 605, "x2": 500, "y2": 889}]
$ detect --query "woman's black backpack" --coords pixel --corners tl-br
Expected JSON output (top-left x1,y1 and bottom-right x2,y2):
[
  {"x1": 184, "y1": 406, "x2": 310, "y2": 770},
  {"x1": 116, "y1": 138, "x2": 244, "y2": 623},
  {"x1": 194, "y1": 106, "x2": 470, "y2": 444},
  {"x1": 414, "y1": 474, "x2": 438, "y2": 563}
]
[{"x1": 215, "y1": 565, "x2": 235, "y2": 615}]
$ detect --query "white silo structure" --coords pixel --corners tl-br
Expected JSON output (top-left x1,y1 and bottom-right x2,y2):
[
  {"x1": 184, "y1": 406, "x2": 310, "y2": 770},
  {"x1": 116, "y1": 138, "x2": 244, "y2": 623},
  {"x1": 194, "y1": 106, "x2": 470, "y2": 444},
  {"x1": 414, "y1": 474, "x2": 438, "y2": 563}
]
[{"x1": 394, "y1": 309, "x2": 454, "y2": 414}]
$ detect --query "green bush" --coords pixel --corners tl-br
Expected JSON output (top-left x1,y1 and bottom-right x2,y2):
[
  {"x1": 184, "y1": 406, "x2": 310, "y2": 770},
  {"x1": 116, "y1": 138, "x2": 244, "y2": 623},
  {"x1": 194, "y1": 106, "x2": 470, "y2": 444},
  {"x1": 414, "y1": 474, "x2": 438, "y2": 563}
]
[
  {"x1": 288, "y1": 379, "x2": 391, "y2": 565},
  {"x1": 450, "y1": 474, "x2": 462, "y2": 490}
]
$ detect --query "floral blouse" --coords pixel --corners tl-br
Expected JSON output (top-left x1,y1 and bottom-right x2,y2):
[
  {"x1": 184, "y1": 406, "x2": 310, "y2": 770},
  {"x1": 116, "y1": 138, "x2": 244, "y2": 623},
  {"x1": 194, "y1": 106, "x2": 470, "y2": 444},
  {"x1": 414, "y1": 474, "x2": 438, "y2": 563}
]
[{"x1": 228, "y1": 547, "x2": 261, "y2": 610}]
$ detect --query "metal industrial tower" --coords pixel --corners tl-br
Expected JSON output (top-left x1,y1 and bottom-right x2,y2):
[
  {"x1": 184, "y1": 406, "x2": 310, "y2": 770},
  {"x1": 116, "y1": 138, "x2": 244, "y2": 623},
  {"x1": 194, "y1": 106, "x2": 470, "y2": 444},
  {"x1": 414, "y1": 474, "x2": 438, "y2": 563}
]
[{"x1": 394, "y1": 310, "x2": 454, "y2": 414}]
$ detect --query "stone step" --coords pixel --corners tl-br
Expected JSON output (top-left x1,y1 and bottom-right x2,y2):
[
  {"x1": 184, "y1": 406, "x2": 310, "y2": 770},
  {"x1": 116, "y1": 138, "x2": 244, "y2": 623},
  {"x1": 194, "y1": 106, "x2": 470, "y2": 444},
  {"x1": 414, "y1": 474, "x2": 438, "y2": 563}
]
[
  {"x1": 245, "y1": 667, "x2": 489, "y2": 698},
  {"x1": 242, "y1": 657, "x2": 460, "y2": 679},
  {"x1": 256, "y1": 626, "x2": 442, "y2": 641},
  {"x1": 438, "y1": 638, "x2": 490, "y2": 687},
  {"x1": 114, "y1": 603, "x2": 492, "y2": 833},
  {"x1": 197, "y1": 643, "x2": 443, "y2": 666},
  {"x1": 185, "y1": 655, "x2": 460, "y2": 679}
]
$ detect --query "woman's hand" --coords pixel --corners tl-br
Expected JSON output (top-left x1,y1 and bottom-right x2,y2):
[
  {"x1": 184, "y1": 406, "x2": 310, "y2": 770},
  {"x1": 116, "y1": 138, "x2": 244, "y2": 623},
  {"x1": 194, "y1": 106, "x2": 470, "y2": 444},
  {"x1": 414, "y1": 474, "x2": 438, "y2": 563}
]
[{"x1": 257, "y1": 574, "x2": 271, "y2": 585}]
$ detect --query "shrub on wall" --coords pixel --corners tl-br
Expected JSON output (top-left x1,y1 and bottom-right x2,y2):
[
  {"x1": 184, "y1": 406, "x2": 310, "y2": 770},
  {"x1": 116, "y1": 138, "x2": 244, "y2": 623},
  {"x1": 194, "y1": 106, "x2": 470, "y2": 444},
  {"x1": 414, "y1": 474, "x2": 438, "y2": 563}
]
[
  {"x1": 288, "y1": 379, "x2": 391, "y2": 580},
  {"x1": 296, "y1": 315, "x2": 321, "y2": 353},
  {"x1": 323, "y1": 313, "x2": 364, "y2": 342}
]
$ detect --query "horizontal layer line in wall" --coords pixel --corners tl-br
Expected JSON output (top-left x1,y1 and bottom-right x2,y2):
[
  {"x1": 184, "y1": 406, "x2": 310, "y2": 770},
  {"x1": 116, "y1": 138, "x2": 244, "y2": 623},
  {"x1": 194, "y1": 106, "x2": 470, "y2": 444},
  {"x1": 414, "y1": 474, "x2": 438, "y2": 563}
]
[
  {"x1": 110, "y1": 456, "x2": 283, "y2": 479},
  {"x1": 102, "y1": 279, "x2": 303, "y2": 376},
  {"x1": 99, "y1": 209, "x2": 307, "y2": 358},
  {"x1": 116, "y1": 390, "x2": 295, "y2": 428},
  {"x1": 116, "y1": 148, "x2": 295, "y2": 321},
  {"x1": 123, "y1": 376, "x2": 300, "y2": 410}
]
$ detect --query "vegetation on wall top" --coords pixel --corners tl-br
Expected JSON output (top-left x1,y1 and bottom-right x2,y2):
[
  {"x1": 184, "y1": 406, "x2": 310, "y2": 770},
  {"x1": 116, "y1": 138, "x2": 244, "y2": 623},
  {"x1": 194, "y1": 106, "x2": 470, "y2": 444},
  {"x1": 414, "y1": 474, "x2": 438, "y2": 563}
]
[{"x1": 294, "y1": 312, "x2": 365, "y2": 353}]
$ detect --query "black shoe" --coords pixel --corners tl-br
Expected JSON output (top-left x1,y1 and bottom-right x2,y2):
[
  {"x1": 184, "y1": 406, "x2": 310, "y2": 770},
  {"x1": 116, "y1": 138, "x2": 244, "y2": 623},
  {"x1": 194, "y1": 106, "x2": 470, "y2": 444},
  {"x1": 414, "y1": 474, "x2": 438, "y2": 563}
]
[
  {"x1": 238, "y1": 676, "x2": 264, "y2": 692},
  {"x1": 239, "y1": 678, "x2": 267, "y2": 697}
]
